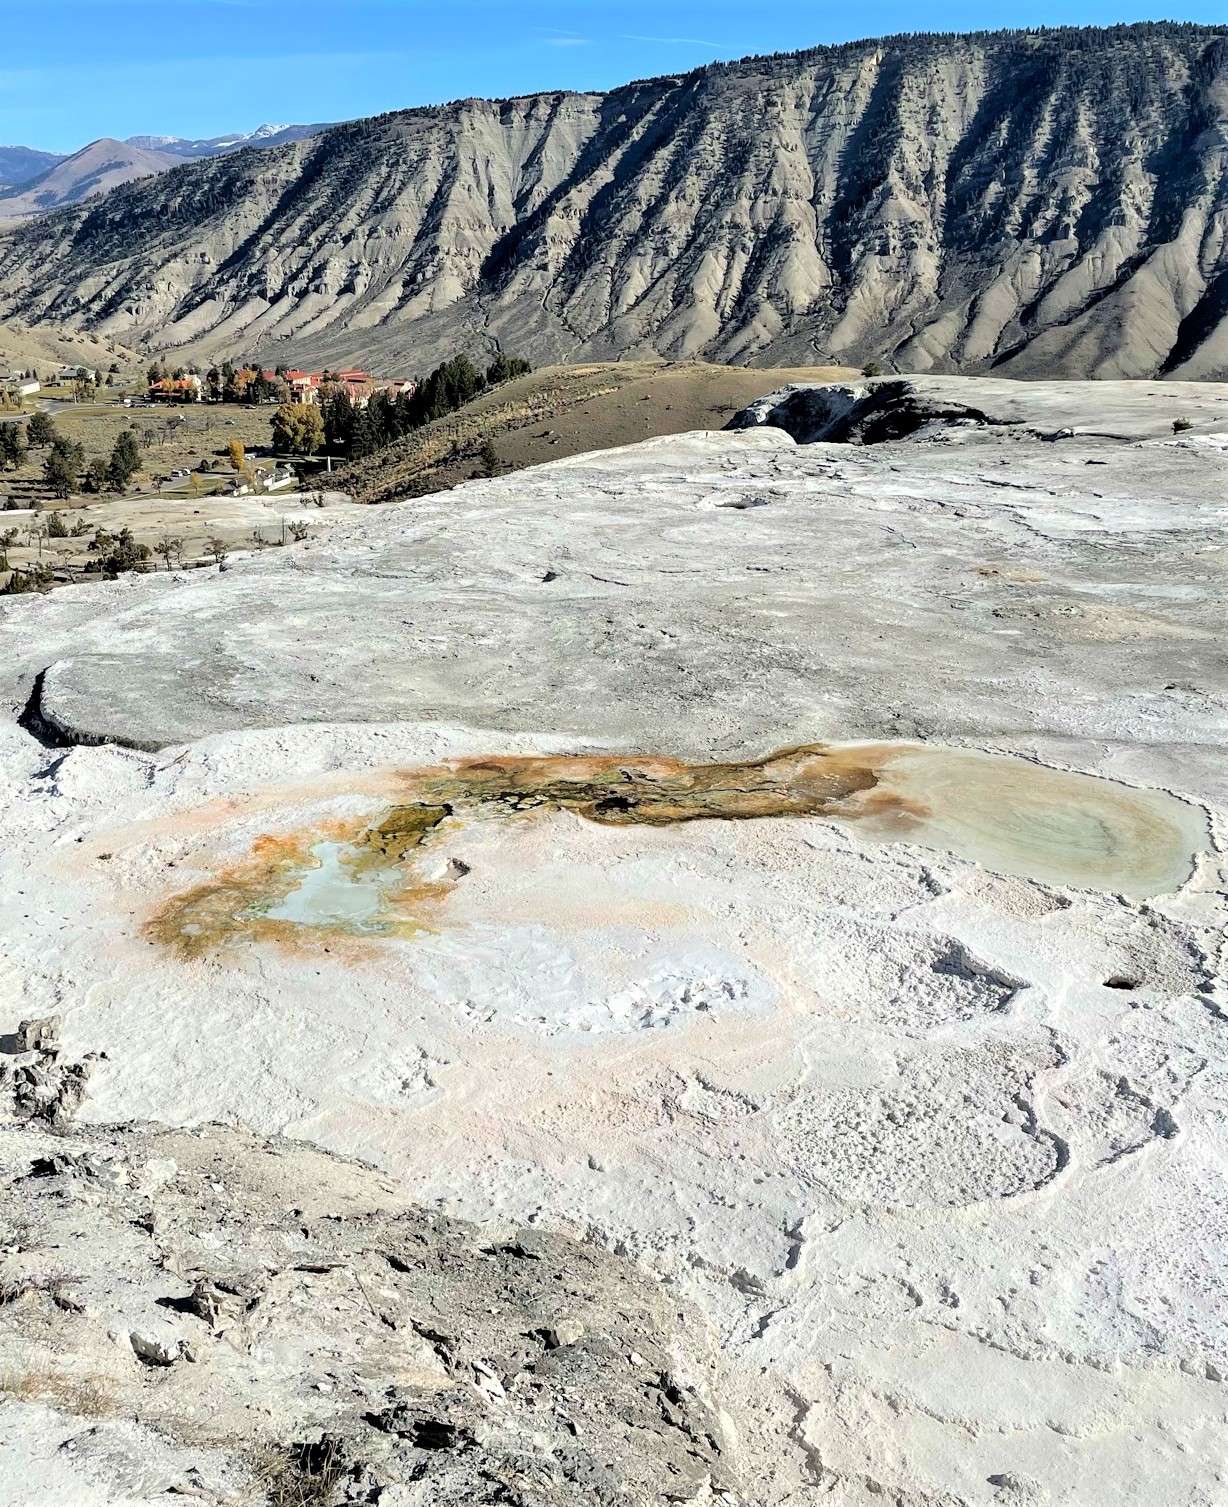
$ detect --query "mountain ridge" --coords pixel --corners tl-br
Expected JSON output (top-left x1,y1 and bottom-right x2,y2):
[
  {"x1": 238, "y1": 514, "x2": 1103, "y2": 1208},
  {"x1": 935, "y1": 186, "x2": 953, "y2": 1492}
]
[
  {"x1": 0, "y1": 124, "x2": 332, "y2": 221},
  {"x1": 0, "y1": 139, "x2": 177, "y2": 223},
  {"x1": 0, "y1": 145, "x2": 65, "y2": 188},
  {"x1": 123, "y1": 122, "x2": 333, "y2": 157},
  {"x1": 1, "y1": 22, "x2": 1226, "y2": 378}
]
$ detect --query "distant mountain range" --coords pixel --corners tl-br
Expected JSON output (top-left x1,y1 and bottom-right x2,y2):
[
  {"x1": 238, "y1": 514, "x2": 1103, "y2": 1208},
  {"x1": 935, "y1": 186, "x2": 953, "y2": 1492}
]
[
  {"x1": 0, "y1": 124, "x2": 331, "y2": 222},
  {"x1": 123, "y1": 123, "x2": 332, "y2": 159},
  {"x1": 2, "y1": 25, "x2": 1227, "y2": 379},
  {"x1": 0, "y1": 146, "x2": 64, "y2": 188}
]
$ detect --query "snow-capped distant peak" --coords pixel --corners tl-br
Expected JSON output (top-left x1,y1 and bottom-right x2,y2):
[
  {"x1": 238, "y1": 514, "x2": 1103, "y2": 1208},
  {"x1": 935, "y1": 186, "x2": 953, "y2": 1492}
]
[{"x1": 121, "y1": 123, "x2": 331, "y2": 159}]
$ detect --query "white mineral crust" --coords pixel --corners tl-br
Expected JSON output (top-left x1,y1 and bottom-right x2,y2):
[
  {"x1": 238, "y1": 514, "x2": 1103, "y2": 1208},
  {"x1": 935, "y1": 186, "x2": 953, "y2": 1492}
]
[{"x1": 0, "y1": 381, "x2": 1225, "y2": 1505}]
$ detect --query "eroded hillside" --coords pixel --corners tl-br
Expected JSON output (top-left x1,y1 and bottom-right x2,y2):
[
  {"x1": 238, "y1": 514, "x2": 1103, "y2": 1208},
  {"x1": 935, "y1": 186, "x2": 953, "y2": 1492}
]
[{"x1": 1, "y1": 24, "x2": 1227, "y2": 378}]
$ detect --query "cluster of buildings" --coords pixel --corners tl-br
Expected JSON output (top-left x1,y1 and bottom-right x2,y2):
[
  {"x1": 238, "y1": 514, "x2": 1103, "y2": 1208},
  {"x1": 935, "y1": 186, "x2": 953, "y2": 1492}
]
[
  {"x1": 263, "y1": 369, "x2": 418, "y2": 407},
  {"x1": 279, "y1": 369, "x2": 370, "y2": 405},
  {"x1": 147, "y1": 367, "x2": 416, "y2": 407},
  {"x1": 149, "y1": 374, "x2": 204, "y2": 403},
  {"x1": 0, "y1": 373, "x2": 40, "y2": 401},
  {"x1": 1, "y1": 363, "x2": 106, "y2": 403}
]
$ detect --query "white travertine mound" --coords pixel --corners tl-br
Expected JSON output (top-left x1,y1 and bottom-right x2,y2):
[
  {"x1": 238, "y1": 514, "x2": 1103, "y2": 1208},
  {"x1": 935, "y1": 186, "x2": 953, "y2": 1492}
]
[{"x1": 0, "y1": 380, "x2": 1225, "y2": 1506}]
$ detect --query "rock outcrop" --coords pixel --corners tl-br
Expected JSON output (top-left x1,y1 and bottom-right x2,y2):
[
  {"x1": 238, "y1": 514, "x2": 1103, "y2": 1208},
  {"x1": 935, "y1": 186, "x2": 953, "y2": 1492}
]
[
  {"x1": 0, "y1": 25, "x2": 1226, "y2": 377},
  {"x1": 727, "y1": 379, "x2": 999, "y2": 443},
  {"x1": 0, "y1": 1113, "x2": 741, "y2": 1504}
]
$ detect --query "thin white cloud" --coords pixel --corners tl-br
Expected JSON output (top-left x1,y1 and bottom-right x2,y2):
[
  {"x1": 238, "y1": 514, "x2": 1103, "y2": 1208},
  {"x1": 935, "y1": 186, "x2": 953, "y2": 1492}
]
[
  {"x1": 620, "y1": 34, "x2": 724, "y2": 49},
  {"x1": 544, "y1": 37, "x2": 589, "y2": 46}
]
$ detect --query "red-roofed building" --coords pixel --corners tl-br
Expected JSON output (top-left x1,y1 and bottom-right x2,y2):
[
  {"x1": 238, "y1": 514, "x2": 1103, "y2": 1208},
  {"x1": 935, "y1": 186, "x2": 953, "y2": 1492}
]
[
  {"x1": 283, "y1": 370, "x2": 323, "y2": 405},
  {"x1": 149, "y1": 375, "x2": 203, "y2": 403},
  {"x1": 334, "y1": 370, "x2": 374, "y2": 402}
]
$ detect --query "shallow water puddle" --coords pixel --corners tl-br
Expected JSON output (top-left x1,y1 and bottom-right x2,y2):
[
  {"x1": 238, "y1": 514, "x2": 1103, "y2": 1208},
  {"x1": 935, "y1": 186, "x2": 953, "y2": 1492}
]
[
  {"x1": 849, "y1": 745, "x2": 1206, "y2": 898},
  {"x1": 147, "y1": 743, "x2": 1205, "y2": 957},
  {"x1": 264, "y1": 840, "x2": 402, "y2": 932}
]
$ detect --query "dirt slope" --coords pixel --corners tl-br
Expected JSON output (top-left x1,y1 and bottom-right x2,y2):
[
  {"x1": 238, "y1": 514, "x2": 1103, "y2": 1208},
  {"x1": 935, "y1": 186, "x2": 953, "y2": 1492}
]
[
  {"x1": 0, "y1": 316, "x2": 136, "y2": 378},
  {"x1": 333, "y1": 361, "x2": 858, "y2": 503}
]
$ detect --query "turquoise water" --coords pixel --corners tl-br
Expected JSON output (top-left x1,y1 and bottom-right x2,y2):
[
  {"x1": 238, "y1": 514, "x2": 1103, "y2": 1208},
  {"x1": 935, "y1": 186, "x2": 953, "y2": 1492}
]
[{"x1": 260, "y1": 841, "x2": 398, "y2": 933}]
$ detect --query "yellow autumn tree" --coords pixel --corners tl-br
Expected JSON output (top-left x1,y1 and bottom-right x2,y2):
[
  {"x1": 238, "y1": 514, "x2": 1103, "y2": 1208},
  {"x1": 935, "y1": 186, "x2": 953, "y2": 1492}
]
[{"x1": 271, "y1": 402, "x2": 324, "y2": 457}]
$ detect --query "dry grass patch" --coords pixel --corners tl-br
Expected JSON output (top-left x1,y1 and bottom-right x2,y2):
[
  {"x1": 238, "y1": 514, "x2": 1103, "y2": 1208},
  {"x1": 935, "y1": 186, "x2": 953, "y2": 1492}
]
[
  {"x1": 250, "y1": 1438, "x2": 349, "y2": 1507},
  {"x1": 1, "y1": 1358, "x2": 116, "y2": 1419}
]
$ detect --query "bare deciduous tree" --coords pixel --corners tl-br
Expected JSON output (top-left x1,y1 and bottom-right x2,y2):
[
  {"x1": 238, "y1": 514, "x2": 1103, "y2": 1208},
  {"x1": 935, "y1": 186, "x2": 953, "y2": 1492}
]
[{"x1": 155, "y1": 532, "x2": 183, "y2": 571}]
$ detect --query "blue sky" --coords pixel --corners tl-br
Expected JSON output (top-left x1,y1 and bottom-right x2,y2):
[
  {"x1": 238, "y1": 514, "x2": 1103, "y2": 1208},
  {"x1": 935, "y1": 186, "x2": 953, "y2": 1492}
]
[{"x1": 4, "y1": 0, "x2": 1225, "y2": 152}]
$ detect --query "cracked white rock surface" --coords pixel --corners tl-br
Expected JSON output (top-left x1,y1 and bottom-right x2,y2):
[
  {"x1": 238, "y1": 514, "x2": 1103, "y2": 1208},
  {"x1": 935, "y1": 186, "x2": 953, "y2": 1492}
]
[{"x1": 0, "y1": 380, "x2": 1226, "y2": 1506}]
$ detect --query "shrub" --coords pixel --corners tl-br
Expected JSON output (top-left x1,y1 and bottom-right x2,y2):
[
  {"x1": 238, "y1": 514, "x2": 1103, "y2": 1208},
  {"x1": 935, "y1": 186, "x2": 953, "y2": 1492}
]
[
  {"x1": 95, "y1": 527, "x2": 152, "y2": 577},
  {"x1": 477, "y1": 438, "x2": 500, "y2": 477},
  {"x1": 1173, "y1": 417, "x2": 1193, "y2": 433},
  {"x1": 1, "y1": 562, "x2": 55, "y2": 594}
]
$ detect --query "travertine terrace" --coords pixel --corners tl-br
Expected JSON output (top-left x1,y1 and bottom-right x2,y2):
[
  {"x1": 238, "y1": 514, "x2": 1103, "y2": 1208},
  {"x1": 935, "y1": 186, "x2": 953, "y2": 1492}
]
[{"x1": 1, "y1": 378, "x2": 1226, "y2": 1506}]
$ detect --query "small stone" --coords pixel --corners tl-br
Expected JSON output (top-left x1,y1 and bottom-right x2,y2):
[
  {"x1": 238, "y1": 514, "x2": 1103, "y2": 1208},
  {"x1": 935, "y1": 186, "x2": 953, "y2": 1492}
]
[
  {"x1": 543, "y1": 1319, "x2": 585, "y2": 1349},
  {"x1": 130, "y1": 1331, "x2": 183, "y2": 1366},
  {"x1": 472, "y1": 1360, "x2": 505, "y2": 1399},
  {"x1": 14, "y1": 1016, "x2": 61, "y2": 1053}
]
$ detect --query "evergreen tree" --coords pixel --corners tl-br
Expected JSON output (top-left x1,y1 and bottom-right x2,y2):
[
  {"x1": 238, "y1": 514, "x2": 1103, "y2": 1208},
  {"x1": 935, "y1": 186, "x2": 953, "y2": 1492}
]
[
  {"x1": 486, "y1": 353, "x2": 531, "y2": 385},
  {"x1": 82, "y1": 457, "x2": 109, "y2": 493},
  {"x1": 0, "y1": 423, "x2": 26, "y2": 470},
  {"x1": 349, "y1": 402, "x2": 381, "y2": 460},
  {"x1": 107, "y1": 429, "x2": 142, "y2": 490},
  {"x1": 26, "y1": 411, "x2": 56, "y2": 447},
  {"x1": 51, "y1": 433, "x2": 86, "y2": 469},
  {"x1": 320, "y1": 388, "x2": 358, "y2": 454},
  {"x1": 44, "y1": 448, "x2": 78, "y2": 499},
  {"x1": 96, "y1": 527, "x2": 152, "y2": 577}
]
